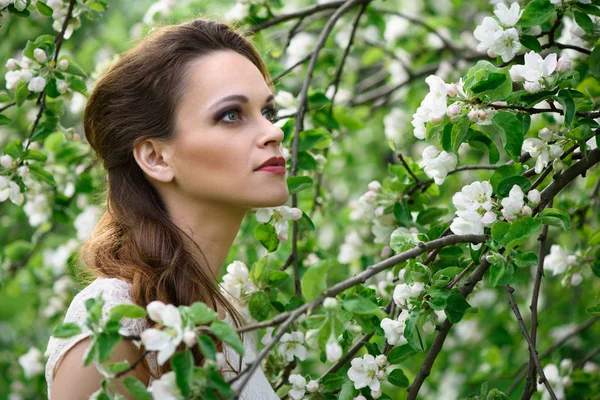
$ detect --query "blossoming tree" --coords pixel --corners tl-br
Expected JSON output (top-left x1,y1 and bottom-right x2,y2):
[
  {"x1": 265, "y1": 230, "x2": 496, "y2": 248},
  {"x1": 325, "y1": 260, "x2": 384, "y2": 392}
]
[{"x1": 2, "y1": 0, "x2": 600, "y2": 399}]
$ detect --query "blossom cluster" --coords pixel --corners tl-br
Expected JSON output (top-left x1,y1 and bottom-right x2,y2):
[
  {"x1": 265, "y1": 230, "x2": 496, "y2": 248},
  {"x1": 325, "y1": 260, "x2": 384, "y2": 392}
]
[
  {"x1": 522, "y1": 128, "x2": 565, "y2": 174},
  {"x1": 255, "y1": 205, "x2": 303, "y2": 241},
  {"x1": 473, "y1": 2, "x2": 523, "y2": 62}
]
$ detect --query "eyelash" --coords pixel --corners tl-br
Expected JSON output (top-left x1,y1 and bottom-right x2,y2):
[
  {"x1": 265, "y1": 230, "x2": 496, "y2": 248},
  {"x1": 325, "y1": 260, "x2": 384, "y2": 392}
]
[{"x1": 217, "y1": 105, "x2": 280, "y2": 125}]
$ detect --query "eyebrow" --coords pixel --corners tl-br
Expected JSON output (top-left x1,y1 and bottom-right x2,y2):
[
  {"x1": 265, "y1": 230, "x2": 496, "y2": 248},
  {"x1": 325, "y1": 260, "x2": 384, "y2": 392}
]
[{"x1": 209, "y1": 94, "x2": 275, "y2": 111}]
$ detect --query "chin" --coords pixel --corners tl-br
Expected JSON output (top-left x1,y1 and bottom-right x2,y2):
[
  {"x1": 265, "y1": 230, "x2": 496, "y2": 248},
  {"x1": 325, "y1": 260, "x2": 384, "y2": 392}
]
[{"x1": 254, "y1": 188, "x2": 290, "y2": 208}]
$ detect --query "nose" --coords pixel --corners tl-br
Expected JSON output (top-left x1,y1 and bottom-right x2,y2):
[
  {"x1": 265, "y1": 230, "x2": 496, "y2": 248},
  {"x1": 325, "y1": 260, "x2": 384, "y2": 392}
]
[{"x1": 258, "y1": 117, "x2": 285, "y2": 148}]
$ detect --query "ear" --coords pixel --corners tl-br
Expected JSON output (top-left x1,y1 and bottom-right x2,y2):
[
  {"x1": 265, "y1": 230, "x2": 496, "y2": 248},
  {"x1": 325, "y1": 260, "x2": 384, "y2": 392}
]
[{"x1": 132, "y1": 138, "x2": 175, "y2": 183}]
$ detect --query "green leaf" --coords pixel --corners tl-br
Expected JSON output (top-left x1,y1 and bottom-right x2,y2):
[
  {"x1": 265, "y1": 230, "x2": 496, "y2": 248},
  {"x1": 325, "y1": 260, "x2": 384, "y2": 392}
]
[
  {"x1": 109, "y1": 304, "x2": 147, "y2": 321},
  {"x1": 587, "y1": 304, "x2": 600, "y2": 315},
  {"x1": 28, "y1": 163, "x2": 56, "y2": 185},
  {"x1": 416, "y1": 207, "x2": 448, "y2": 226},
  {"x1": 301, "y1": 260, "x2": 330, "y2": 301},
  {"x1": 565, "y1": 124, "x2": 592, "y2": 141},
  {"x1": 15, "y1": 81, "x2": 29, "y2": 106},
  {"x1": 197, "y1": 334, "x2": 217, "y2": 360},
  {"x1": 35, "y1": 1, "x2": 53, "y2": 16},
  {"x1": 490, "y1": 164, "x2": 525, "y2": 194},
  {"x1": 451, "y1": 117, "x2": 471, "y2": 152},
  {"x1": 505, "y1": 216, "x2": 542, "y2": 251},
  {"x1": 470, "y1": 72, "x2": 506, "y2": 94},
  {"x1": 554, "y1": 89, "x2": 574, "y2": 127},
  {"x1": 22, "y1": 149, "x2": 47, "y2": 162},
  {"x1": 59, "y1": 56, "x2": 88, "y2": 77},
  {"x1": 464, "y1": 61, "x2": 512, "y2": 101},
  {"x1": 254, "y1": 223, "x2": 279, "y2": 252},
  {"x1": 308, "y1": 92, "x2": 330, "y2": 108},
  {"x1": 298, "y1": 128, "x2": 332, "y2": 151},
  {"x1": 186, "y1": 302, "x2": 218, "y2": 325},
  {"x1": 390, "y1": 228, "x2": 416, "y2": 253},
  {"x1": 573, "y1": 10, "x2": 594, "y2": 35},
  {"x1": 387, "y1": 368, "x2": 410, "y2": 387},
  {"x1": 539, "y1": 208, "x2": 570, "y2": 231},
  {"x1": 519, "y1": 0, "x2": 554, "y2": 27},
  {"x1": 338, "y1": 381, "x2": 356, "y2": 400},
  {"x1": 520, "y1": 35, "x2": 542, "y2": 52},
  {"x1": 514, "y1": 251, "x2": 538, "y2": 268},
  {"x1": 248, "y1": 291, "x2": 270, "y2": 321},
  {"x1": 497, "y1": 176, "x2": 530, "y2": 198},
  {"x1": 53, "y1": 322, "x2": 82, "y2": 338},
  {"x1": 287, "y1": 175, "x2": 313, "y2": 194},
  {"x1": 171, "y1": 351, "x2": 193, "y2": 397},
  {"x1": 404, "y1": 314, "x2": 427, "y2": 351},
  {"x1": 123, "y1": 376, "x2": 152, "y2": 400},
  {"x1": 5, "y1": 240, "x2": 32, "y2": 261},
  {"x1": 489, "y1": 262, "x2": 513, "y2": 286},
  {"x1": 493, "y1": 112, "x2": 524, "y2": 162},
  {"x1": 445, "y1": 293, "x2": 471, "y2": 324},
  {"x1": 209, "y1": 320, "x2": 244, "y2": 356},
  {"x1": 342, "y1": 296, "x2": 386, "y2": 318},
  {"x1": 0, "y1": 92, "x2": 11, "y2": 102},
  {"x1": 468, "y1": 131, "x2": 500, "y2": 164},
  {"x1": 590, "y1": 47, "x2": 600, "y2": 81},
  {"x1": 87, "y1": 1, "x2": 106, "y2": 12},
  {"x1": 0, "y1": 114, "x2": 12, "y2": 125},
  {"x1": 491, "y1": 222, "x2": 510, "y2": 243},
  {"x1": 267, "y1": 270, "x2": 289, "y2": 287},
  {"x1": 387, "y1": 344, "x2": 419, "y2": 364}
]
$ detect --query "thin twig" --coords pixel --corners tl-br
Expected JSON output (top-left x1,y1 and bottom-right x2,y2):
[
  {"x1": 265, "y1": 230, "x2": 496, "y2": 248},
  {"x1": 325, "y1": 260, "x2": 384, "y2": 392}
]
[{"x1": 505, "y1": 285, "x2": 558, "y2": 400}]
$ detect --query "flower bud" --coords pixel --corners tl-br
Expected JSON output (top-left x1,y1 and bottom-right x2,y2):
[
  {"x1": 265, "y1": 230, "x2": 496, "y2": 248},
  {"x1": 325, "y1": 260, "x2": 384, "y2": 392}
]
[
  {"x1": 446, "y1": 103, "x2": 461, "y2": 117},
  {"x1": 349, "y1": 324, "x2": 362, "y2": 334},
  {"x1": 146, "y1": 301, "x2": 166, "y2": 322},
  {"x1": 509, "y1": 67, "x2": 524, "y2": 82},
  {"x1": 501, "y1": 208, "x2": 516, "y2": 221},
  {"x1": 467, "y1": 109, "x2": 479, "y2": 121},
  {"x1": 307, "y1": 380, "x2": 319, "y2": 393},
  {"x1": 524, "y1": 81, "x2": 541, "y2": 93},
  {"x1": 58, "y1": 59, "x2": 69, "y2": 71},
  {"x1": 557, "y1": 56, "x2": 572, "y2": 72},
  {"x1": 538, "y1": 128, "x2": 552, "y2": 141},
  {"x1": 17, "y1": 165, "x2": 29, "y2": 178},
  {"x1": 323, "y1": 297, "x2": 339, "y2": 311},
  {"x1": 33, "y1": 48, "x2": 47, "y2": 63},
  {"x1": 527, "y1": 189, "x2": 541, "y2": 205},
  {"x1": 355, "y1": 396, "x2": 367, "y2": 400},
  {"x1": 560, "y1": 359, "x2": 573, "y2": 372},
  {"x1": 446, "y1": 83, "x2": 458, "y2": 97},
  {"x1": 6, "y1": 58, "x2": 18, "y2": 71},
  {"x1": 375, "y1": 369, "x2": 386, "y2": 380},
  {"x1": 0, "y1": 155, "x2": 13, "y2": 169},
  {"x1": 570, "y1": 273, "x2": 582, "y2": 286},
  {"x1": 56, "y1": 79, "x2": 68, "y2": 94},
  {"x1": 368, "y1": 180, "x2": 381, "y2": 192},
  {"x1": 374, "y1": 206, "x2": 384, "y2": 217},
  {"x1": 477, "y1": 109, "x2": 488, "y2": 120},
  {"x1": 553, "y1": 158, "x2": 565, "y2": 172},
  {"x1": 183, "y1": 330, "x2": 196, "y2": 347},
  {"x1": 326, "y1": 341, "x2": 343, "y2": 363},
  {"x1": 371, "y1": 388, "x2": 383, "y2": 399},
  {"x1": 562, "y1": 376, "x2": 573, "y2": 387},
  {"x1": 375, "y1": 354, "x2": 388, "y2": 367},
  {"x1": 28, "y1": 76, "x2": 46, "y2": 93},
  {"x1": 289, "y1": 207, "x2": 303, "y2": 221},
  {"x1": 521, "y1": 205, "x2": 532, "y2": 216}
]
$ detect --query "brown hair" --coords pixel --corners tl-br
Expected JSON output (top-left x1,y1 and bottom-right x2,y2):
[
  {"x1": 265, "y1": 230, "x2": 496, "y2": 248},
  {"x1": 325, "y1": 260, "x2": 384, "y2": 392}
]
[{"x1": 80, "y1": 18, "x2": 272, "y2": 378}]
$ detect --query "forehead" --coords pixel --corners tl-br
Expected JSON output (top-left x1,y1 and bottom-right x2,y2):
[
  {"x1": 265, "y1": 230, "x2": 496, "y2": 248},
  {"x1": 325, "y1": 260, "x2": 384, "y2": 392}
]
[{"x1": 180, "y1": 50, "x2": 271, "y2": 106}]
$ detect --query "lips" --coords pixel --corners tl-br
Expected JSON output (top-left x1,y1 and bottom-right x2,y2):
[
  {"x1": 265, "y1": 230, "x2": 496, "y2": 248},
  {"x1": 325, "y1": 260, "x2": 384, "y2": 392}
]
[{"x1": 255, "y1": 156, "x2": 286, "y2": 171}]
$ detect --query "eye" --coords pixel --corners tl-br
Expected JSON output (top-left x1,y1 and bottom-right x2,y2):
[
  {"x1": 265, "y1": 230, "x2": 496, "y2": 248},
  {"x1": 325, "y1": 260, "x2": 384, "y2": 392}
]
[
  {"x1": 263, "y1": 106, "x2": 279, "y2": 123},
  {"x1": 221, "y1": 109, "x2": 241, "y2": 123}
]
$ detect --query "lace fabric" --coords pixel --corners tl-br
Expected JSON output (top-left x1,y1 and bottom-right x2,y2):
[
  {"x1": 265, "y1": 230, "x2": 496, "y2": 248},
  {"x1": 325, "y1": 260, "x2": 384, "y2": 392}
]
[{"x1": 44, "y1": 277, "x2": 278, "y2": 399}]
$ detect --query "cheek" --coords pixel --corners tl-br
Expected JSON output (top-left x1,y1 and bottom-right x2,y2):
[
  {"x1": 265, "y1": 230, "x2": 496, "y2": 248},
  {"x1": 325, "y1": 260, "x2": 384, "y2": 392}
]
[{"x1": 175, "y1": 137, "x2": 247, "y2": 178}]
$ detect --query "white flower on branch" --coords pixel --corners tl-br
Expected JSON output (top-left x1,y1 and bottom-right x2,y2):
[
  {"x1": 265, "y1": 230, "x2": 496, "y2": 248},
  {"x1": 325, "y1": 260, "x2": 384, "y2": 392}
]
[
  {"x1": 543, "y1": 245, "x2": 576, "y2": 276},
  {"x1": 33, "y1": 48, "x2": 47, "y2": 63},
  {"x1": 522, "y1": 137, "x2": 563, "y2": 174},
  {"x1": 5, "y1": 69, "x2": 33, "y2": 91},
  {"x1": 393, "y1": 282, "x2": 425, "y2": 309},
  {"x1": 411, "y1": 75, "x2": 448, "y2": 139},
  {"x1": 509, "y1": 51, "x2": 557, "y2": 93},
  {"x1": 380, "y1": 311, "x2": 409, "y2": 346},
  {"x1": 326, "y1": 339, "x2": 343, "y2": 362},
  {"x1": 307, "y1": 379, "x2": 319, "y2": 393},
  {"x1": 493, "y1": 2, "x2": 523, "y2": 27},
  {"x1": 537, "y1": 364, "x2": 565, "y2": 400},
  {"x1": 148, "y1": 371, "x2": 183, "y2": 400},
  {"x1": 140, "y1": 301, "x2": 183, "y2": 366},
  {"x1": 347, "y1": 353, "x2": 381, "y2": 391},
  {"x1": 255, "y1": 206, "x2": 302, "y2": 241},
  {"x1": 220, "y1": 260, "x2": 256, "y2": 305},
  {"x1": 288, "y1": 374, "x2": 306, "y2": 400},
  {"x1": 279, "y1": 331, "x2": 307, "y2": 362},
  {"x1": 474, "y1": 17, "x2": 503, "y2": 52},
  {"x1": 487, "y1": 28, "x2": 521, "y2": 62},
  {"x1": 0, "y1": 176, "x2": 24, "y2": 206},
  {"x1": 18, "y1": 347, "x2": 44, "y2": 379},
  {"x1": 452, "y1": 180, "x2": 494, "y2": 212},
  {"x1": 500, "y1": 184, "x2": 525, "y2": 221},
  {"x1": 418, "y1": 146, "x2": 457, "y2": 185},
  {"x1": 338, "y1": 232, "x2": 363, "y2": 264},
  {"x1": 27, "y1": 76, "x2": 46, "y2": 92},
  {"x1": 450, "y1": 210, "x2": 488, "y2": 249}
]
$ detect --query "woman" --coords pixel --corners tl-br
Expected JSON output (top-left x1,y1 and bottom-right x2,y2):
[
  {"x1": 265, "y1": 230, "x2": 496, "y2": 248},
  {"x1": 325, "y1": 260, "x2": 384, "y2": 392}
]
[{"x1": 45, "y1": 18, "x2": 288, "y2": 399}]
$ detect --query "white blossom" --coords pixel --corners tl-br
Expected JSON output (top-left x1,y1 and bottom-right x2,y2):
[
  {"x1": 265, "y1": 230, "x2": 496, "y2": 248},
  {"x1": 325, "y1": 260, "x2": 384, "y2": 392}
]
[
  {"x1": 326, "y1": 340, "x2": 343, "y2": 362},
  {"x1": 452, "y1": 181, "x2": 493, "y2": 212},
  {"x1": 279, "y1": 331, "x2": 307, "y2": 362},
  {"x1": 254, "y1": 206, "x2": 302, "y2": 241},
  {"x1": 522, "y1": 137, "x2": 563, "y2": 174},
  {"x1": 5, "y1": 58, "x2": 19, "y2": 70},
  {"x1": 18, "y1": 347, "x2": 44, "y2": 378},
  {"x1": 393, "y1": 282, "x2": 425, "y2": 308},
  {"x1": 5, "y1": 69, "x2": 33, "y2": 91},
  {"x1": 148, "y1": 371, "x2": 183, "y2": 400},
  {"x1": 488, "y1": 28, "x2": 521, "y2": 62},
  {"x1": 0, "y1": 176, "x2": 23, "y2": 206},
  {"x1": 58, "y1": 59, "x2": 69, "y2": 71},
  {"x1": 543, "y1": 245, "x2": 576, "y2": 276},
  {"x1": 288, "y1": 374, "x2": 306, "y2": 400},
  {"x1": 286, "y1": 33, "x2": 315, "y2": 68},
  {"x1": 347, "y1": 354, "x2": 381, "y2": 391},
  {"x1": 307, "y1": 380, "x2": 319, "y2": 393},
  {"x1": 527, "y1": 189, "x2": 541, "y2": 205},
  {"x1": 220, "y1": 260, "x2": 256, "y2": 304},
  {"x1": 537, "y1": 364, "x2": 565, "y2": 400},
  {"x1": 509, "y1": 51, "x2": 557, "y2": 89},
  {"x1": 74, "y1": 205, "x2": 101, "y2": 240},
  {"x1": 500, "y1": 184, "x2": 525, "y2": 220},
  {"x1": 140, "y1": 301, "x2": 183, "y2": 366},
  {"x1": 418, "y1": 146, "x2": 457, "y2": 185},
  {"x1": 27, "y1": 76, "x2": 46, "y2": 92},
  {"x1": 33, "y1": 48, "x2": 47, "y2": 63},
  {"x1": 338, "y1": 232, "x2": 362, "y2": 264},
  {"x1": 42, "y1": 239, "x2": 78, "y2": 275},
  {"x1": 493, "y1": 2, "x2": 522, "y2": 27},
  {"x1": 474, "y1": 17, "x2": 503, "y2": 52},
  {"x1": 0, "y1": 155, "x2": 13, "y2": 169},
  {"x1": 450, "y1": 210, "x2": 485, "y2": 248},
  {"x1": 380, "y1": 312, "x2": 409, "y2": 345}
]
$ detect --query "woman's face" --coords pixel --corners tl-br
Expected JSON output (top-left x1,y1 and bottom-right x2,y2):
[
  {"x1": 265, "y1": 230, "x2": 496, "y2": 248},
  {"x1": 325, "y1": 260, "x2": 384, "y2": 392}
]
[{"x1": 167, "y1": 50, "x2": 289, "y2": 211}]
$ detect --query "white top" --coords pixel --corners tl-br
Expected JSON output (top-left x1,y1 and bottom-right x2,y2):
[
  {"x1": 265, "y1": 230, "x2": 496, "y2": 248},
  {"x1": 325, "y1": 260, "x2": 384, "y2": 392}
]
[{"x1": 44, "y1": 277, "x2": 278, "y2": 399}]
